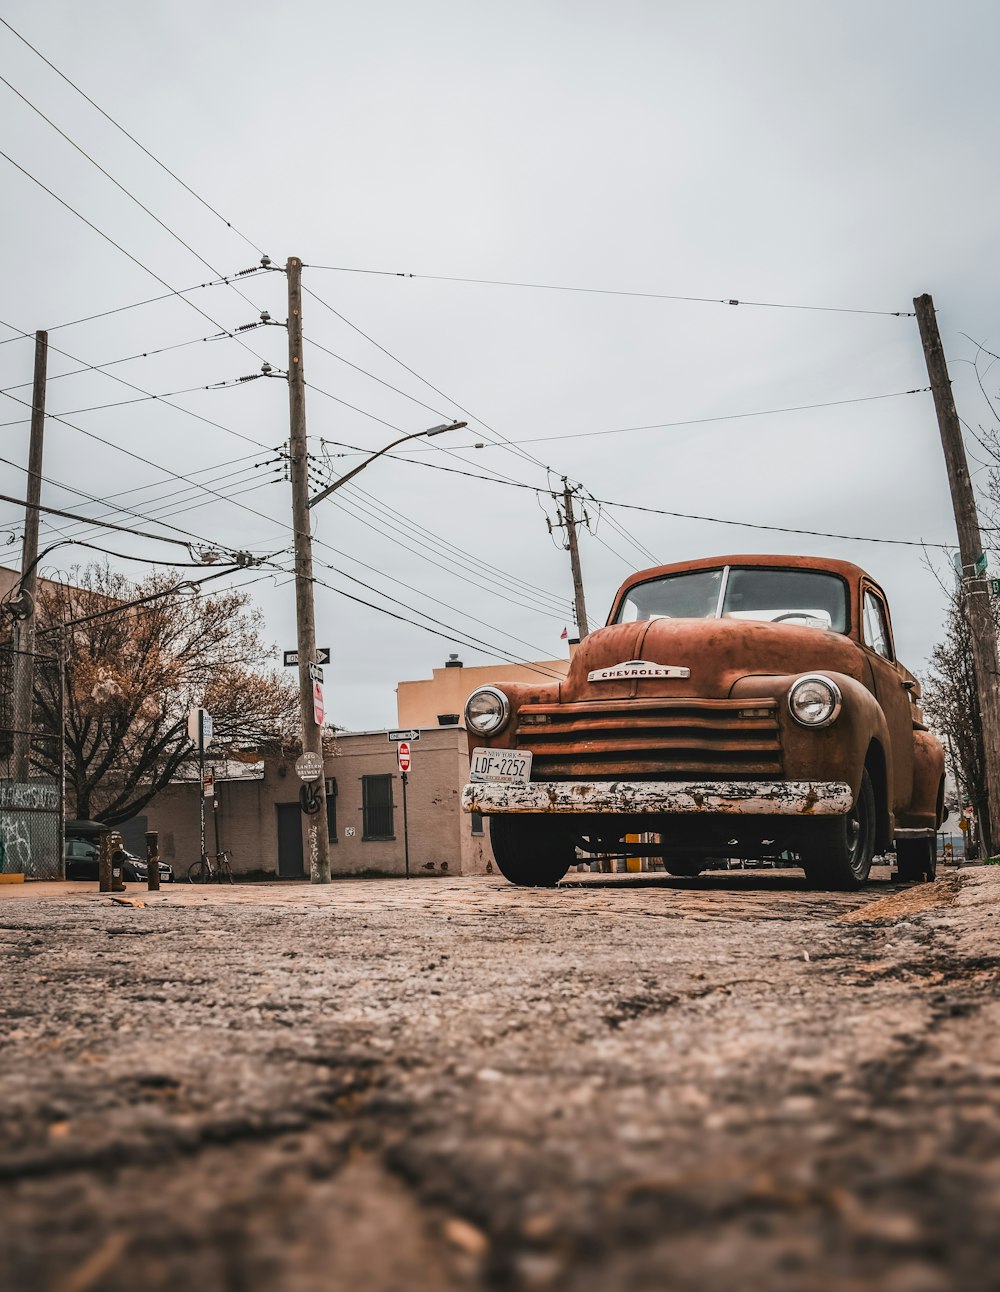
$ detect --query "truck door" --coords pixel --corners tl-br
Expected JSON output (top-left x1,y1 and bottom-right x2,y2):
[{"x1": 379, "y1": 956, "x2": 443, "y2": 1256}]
[{"x1": 861, "y1": 585, "x2": 913, "y2": 813}]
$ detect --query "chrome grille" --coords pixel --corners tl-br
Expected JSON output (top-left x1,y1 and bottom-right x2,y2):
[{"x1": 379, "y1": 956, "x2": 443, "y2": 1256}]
[{"x1": 516, "y1": 697, "x2": 782, "y2": 779}]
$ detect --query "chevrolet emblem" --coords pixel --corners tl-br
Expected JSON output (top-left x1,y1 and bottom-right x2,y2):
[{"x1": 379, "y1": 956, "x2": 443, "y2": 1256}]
[{"x1": 588, "y1": 660, "x2": 691, "y2": 681}]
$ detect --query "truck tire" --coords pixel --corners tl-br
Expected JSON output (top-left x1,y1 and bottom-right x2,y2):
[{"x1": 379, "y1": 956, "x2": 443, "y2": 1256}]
[
  {"x1": 896, "y1": 837, "x2": 937, "y2": 883},
  {"x1": 801, "y1": 768, "x2": 876, "y2": 890},
  {"x1": 489, "y1": 816, "x2": 574, "y2": 887},
  {"x1": 664, "y1": 860, "x2": 706, "y2": 877}
]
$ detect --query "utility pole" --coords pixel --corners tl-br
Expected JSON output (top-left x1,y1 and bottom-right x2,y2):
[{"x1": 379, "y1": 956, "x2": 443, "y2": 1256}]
[
  {"x1": 12, "y1": 330, "x2": 48, "y2": 782},
  {"x1": 286, "y1": 257, "x2": 331, "y2": 883},
  {"x1": 560, "y1": 479, "x2": 589, "y2": 638},
  {"x1": 915, "y1": 293, "x2": 1000, "y2": 853}
]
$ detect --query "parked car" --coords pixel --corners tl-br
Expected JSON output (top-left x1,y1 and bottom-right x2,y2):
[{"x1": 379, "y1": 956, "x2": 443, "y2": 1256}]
[
  {"x1": 462, "y1": 554, "x2": 945, "y2": 890},
  {"x1": 64, "y1": 836, "x2": 174, "y2": 883}
]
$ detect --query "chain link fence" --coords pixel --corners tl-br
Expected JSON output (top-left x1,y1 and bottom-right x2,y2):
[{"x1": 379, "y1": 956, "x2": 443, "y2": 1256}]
[{"x1": 0, "y1": 645, "x2": 63, "y2": 879}]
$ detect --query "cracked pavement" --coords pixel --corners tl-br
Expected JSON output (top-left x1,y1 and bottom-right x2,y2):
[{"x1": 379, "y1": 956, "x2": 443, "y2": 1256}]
[{"x1": 1, "y1": 866, "x2": 999, "y2": 1291}]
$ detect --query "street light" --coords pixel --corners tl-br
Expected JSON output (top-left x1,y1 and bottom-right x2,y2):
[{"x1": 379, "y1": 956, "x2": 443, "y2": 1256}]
[{"x1": 307, "y1": 421, "x2": 467, "y2": 508}]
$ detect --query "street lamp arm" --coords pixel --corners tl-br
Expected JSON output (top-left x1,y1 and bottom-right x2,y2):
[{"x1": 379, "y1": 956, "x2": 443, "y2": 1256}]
[{"x1": 307, "y1": 422, "x2": 466, "y2": 508}]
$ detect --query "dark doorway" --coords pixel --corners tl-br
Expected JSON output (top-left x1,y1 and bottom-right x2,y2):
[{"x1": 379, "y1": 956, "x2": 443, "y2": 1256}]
[{"x1": 276, "y1": 804, "x2": 304, "y2": 877}]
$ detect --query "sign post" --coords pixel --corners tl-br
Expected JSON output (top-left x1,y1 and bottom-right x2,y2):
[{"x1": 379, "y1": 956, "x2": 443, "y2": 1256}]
[
  {"x1": 188, "y1": 708, "x2": 213, "y2": 870},
  {"x1": 397, "y1": 741, "x2": 412, "y2": 879}
]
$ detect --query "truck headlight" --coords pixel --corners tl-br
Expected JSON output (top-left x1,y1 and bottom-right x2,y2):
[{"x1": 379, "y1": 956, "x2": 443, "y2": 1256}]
[
  {"x1": 464, "y1": 687, "x2": 510, "y2": 736},
  {"x1": 787, "y1": 674, "x2": 842, "y2": 728}
]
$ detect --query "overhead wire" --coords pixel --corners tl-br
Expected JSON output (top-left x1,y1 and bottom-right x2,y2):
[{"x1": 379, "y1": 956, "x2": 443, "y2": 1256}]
[
  {"x1": 311, "y1": 443, "x2": 955, "y2": 550},
  {"x1": 0, "y1": 373, "x2": 269, "y2": 428},
  {"x1": 0, "y1": 328, "x2": 238, "y2": 394},
  {"x1": 0, "y1": 15, "x2": 266, "y2": 258},
  {"x1": 314, "y1": 481, "x2": 572, "y2": 622},
  {"x1": 0, "y1": 270, "x2": 271, "y2": 346},
  {"x1": 303, "y1": 263, "x2": 916, "y2": 318},
  {"x1": 335, "y1": 472, "x2": 572, "y2": 610},
  {"x1": 0, "y1": 149, "x2": 273, "y2": 368},
  {"x1": 0, "y1": 69, "x2": 267, "y2": 316},
  {"x1": 0, "y1": 318, "x2": 277, "y2": 453},
  {"x1": 301, "y1": 283, "x2": 555, "y2": 478},
  {"x1": 300, "y1": 566, "x2": 567, "y2": 679}
]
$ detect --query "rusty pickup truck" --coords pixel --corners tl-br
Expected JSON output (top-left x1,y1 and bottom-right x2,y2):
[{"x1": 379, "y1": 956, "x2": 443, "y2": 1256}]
[{"x1": 462, "y1": 555, "x2": 945, "y2": 889}]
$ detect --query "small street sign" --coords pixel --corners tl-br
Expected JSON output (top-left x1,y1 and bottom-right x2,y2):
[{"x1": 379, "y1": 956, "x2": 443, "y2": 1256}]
[
  {"x1": 397, "y1": 741, "x2": 412, "y2": 773},
  {"x1": 295, "y1": 752, "x2": 324, "y2": 782},
  {"x1": 283, "y1": 648, "x2": 331, "y2": 667},
  {"x1": 187, "y1": 707, "x2": 213, "y2": 746},
  {"x1": 387, "y1": 729, "x2": 420, "y2": 742},
  {"x1": 203, "y1": 768, "x2": 214, "y2": 798},
  {"x1": 975, "y1": 552, "x2": 989, "y2": 576},
  {"x1": 313, "y1": 681, "x2": 325, "y2": 726},
  {"x1": 990, "y1": 578, "x2": 1000, "y2": 595},
  {"x1": 308, "y1": 663, "x2": 324, "y2": 683}
]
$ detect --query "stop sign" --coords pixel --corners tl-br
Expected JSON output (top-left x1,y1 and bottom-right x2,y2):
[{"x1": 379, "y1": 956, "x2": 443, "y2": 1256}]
[
  {"x1": 313, "y1": 681, "x2": 324, "y2": 726},
  {"x1": 397, "y1": 740, "x2": 411, "y2": 773}
]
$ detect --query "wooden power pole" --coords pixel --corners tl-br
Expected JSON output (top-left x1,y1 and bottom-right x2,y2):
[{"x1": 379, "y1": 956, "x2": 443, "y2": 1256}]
[
  {"x1": 560, "y1": 479, "x2": 590, "y2": 639},
  {"x1": 286, "y1": 257, "x2": 331, "y2": 883},
  {"x1": 915, "y1": 293, "x2": 1000, "y2": 852},
  {"x1": 12, "y1": 330, "x2": 48, "y2": 782}
]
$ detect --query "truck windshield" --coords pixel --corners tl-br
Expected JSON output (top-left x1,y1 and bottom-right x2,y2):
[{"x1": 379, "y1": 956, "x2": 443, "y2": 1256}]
[{"x1": 615, "y1": 567, "x2": 848, "y2": 632}]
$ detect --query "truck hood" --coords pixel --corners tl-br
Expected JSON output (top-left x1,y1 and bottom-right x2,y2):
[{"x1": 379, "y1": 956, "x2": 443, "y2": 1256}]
[{"x1": 560, "y1": 617, "x2": 864, "y2": 703}]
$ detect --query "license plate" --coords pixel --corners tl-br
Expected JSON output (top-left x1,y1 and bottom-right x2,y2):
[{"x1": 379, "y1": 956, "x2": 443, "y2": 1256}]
[{"x1": 470, "y1": 747, "x2": 532, "y2": 784}]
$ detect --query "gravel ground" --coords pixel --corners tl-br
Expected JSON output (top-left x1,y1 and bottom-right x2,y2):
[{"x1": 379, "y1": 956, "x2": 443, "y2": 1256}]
[{"x1": 1, "y1": 866, "x2": 998, "y2": 1292}]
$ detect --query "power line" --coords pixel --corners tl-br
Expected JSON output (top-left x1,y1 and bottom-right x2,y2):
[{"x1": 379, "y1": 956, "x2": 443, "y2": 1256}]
[
  {"x1": 316, "y1": 483, "x2": 572, "y2": 622},
  {"x1": 0, "y1": 15, "x2": 266, "y2": 257},
  {"x1": 304, "y1": 334, "x2": 453, "y2": 423},
  {"x1": 309, "y1": 550, "x2": 566, "y2": 662},
  {"x1": 303, "y1": 264, "x2": 916, "y2": 318},
  {"x1": 317, "y1": 442, "x2": 955, "y2": 550},
  {"x1": 0, "y1": 490, "x2": 211, "y2": 551},
  {"x1": 28, "y1": 457, "x2": 283, "y2": 550},
  {"x1": 0, "y1": 328, "x2": 236, "y2": 393},
  {"x1": 302, "y1": 567, "x2": 566, "y2": 679},
  {"x1": 338, "y1": 473, "x2": 572, "y2": 610},
  {"x1": 0, "y1": 271, "x2": 270, "y2": 345},
  {"x1": 442, "y1": 388, "x2": 931, "y2": 447},
  {"x1": 0, "y1": 149, "x2": 272, "y2": 367},
  {"x1": 0, "y1": 318, "x2": 276, "y2": 453},
  {"x1": 301, "y1": 283, "x2": 554, "y2": 478},
  {"x1": 0, "y1": 69, "x2": 266, "y2": 316},
  {"x1": 0, "y1": 389, "x2": 294, "y2": 540},
  {"x1": 0, "y1": 374, "x2": 265, "y2": 428}
]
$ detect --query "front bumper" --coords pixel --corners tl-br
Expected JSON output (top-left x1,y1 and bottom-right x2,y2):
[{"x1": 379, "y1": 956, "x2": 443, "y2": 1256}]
[{"x1": 462, "y1": 780, "x2": 853, "y2": 816}]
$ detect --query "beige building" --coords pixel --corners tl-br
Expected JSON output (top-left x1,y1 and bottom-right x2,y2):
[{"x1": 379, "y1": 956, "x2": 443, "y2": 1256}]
[
  {"x1": 142, "y1": 724, "x2": 495, "y2": 879},
  {"x1": 396, "y1": 652, "x2": 571, "y2": 728}
]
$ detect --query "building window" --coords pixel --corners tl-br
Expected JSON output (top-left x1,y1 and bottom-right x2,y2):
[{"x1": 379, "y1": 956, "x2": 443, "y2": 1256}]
[
  {"x1": 325, "y1": 778, "x2": 338, "y2": 842},
  {"x1": 470, "y1": 811, "x2": 484, "y2": 835},
  {"x1": 362, "y1": 774, "x2": 394, "y2": 840}
]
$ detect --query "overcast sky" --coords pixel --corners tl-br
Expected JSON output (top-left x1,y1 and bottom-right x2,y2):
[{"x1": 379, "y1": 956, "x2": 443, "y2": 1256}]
[{"x1": 2, "y1": 0, "x2": 999, "y2": 730}]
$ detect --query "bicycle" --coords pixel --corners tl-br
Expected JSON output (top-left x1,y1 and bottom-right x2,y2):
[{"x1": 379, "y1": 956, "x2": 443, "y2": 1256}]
[{"x1": 187, "y1": 849, "x2": 234, "y2": 884}]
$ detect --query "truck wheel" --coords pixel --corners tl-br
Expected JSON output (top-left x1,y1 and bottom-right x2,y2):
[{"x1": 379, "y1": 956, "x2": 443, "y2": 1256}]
[
  {"x1": 489, "y1": 816, "x2": 573, "y2": 887},
  {"x1": 896, "y1": 837, "x2": 937, "y2": 883},
  {"x1": 664, "y1": 860, "x2": 705, "y2": 877},
  {"x1": 801, "y1": 769, "x2": 876, "y2": 890}
]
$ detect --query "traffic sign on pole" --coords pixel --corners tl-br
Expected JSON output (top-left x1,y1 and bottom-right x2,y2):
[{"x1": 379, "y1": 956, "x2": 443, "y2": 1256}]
[
  {"x1": 313, "y1": 682, "x2": 325, "y2": 726},
  {"x1": 397, "y1": 740, "x2": 411, "y2": 773}
]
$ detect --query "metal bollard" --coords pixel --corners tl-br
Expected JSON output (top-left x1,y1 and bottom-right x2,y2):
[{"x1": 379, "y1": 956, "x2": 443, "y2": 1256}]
[
  {"x1": 111, "y1": 831, "x2": 126, "y2": 892},
  {"x1": 98, "y1": 831, "x2": 112, "y2": 892},
  {"x1": 146, "y1": 831, "x2": 160, "y2": 891}
]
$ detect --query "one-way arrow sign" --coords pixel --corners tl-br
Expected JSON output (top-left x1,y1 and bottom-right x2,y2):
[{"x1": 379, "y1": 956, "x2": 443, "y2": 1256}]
[{"x1": 284, "y1": 647, "x2": 331, "y2": 667}]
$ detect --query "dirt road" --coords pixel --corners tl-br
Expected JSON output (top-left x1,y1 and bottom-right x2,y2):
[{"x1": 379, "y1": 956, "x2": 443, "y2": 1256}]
[{"x1": 1, "y1": 866, "x2": 998, "y2": 1291}]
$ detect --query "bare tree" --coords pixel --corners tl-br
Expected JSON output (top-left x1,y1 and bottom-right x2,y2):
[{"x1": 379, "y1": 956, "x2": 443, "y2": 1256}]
[
  {"x1": 30, "y1": 565, "x2": 297, "y2": 823},
  {"x1": 923, "y1": 593, "x2": 988, "y2": 852}
]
